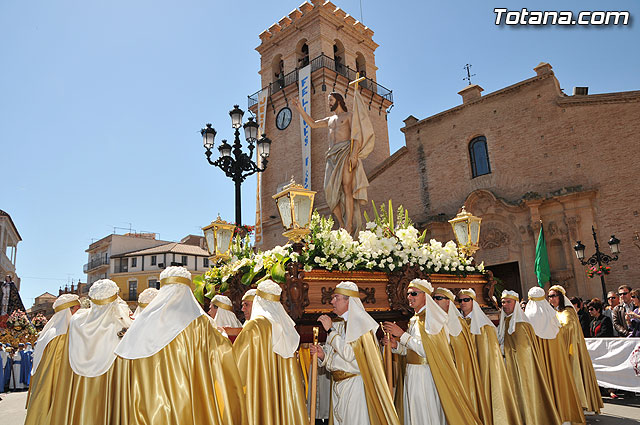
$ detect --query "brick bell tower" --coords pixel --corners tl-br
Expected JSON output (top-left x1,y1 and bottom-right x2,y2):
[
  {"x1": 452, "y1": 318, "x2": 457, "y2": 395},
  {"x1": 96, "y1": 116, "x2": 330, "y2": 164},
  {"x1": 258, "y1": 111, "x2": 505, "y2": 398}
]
[{"x1": 249, "y1": 0, "x2": 393, "y2": 248}]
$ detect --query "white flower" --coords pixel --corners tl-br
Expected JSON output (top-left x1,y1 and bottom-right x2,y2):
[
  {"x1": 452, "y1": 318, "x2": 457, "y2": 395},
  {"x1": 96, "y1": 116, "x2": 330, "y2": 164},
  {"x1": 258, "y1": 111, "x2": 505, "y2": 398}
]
[
  {"x1": 389, "y1": 264, "x2": 395, "y2": 271},
  {"x1": 345, "y1": 261, "x2": 353, "y2": 269},
  {"x1": 466, "y1": 266, "x2": 475, "y2": 272}
]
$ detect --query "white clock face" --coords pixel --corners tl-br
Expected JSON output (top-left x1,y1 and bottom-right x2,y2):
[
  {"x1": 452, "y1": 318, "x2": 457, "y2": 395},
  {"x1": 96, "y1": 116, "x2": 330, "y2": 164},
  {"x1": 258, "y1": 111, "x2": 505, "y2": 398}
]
[{"x1": 276, "y1": 107, "x2": 292, "y2": 130}]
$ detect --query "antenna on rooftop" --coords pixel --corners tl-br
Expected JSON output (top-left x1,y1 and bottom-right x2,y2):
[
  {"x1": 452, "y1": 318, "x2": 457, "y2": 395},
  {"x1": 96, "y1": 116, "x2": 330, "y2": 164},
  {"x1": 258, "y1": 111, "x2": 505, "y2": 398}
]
[
  {"x1": 463, "y1": 64, "x2": 475, "y2": 86},
  {"x1": 359, "y1": 0, "x2": 364, "y2": 23}
]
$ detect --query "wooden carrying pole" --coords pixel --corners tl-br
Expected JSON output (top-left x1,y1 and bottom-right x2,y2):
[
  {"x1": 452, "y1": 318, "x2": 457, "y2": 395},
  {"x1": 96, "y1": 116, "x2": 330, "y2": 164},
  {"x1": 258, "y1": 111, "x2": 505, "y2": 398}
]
[
  {"x1": 382, "y1": 324, "x2": 393, "y2": 393},
  {"x1": 309, "y1": 326, "x2": 319, "y2": 425}
]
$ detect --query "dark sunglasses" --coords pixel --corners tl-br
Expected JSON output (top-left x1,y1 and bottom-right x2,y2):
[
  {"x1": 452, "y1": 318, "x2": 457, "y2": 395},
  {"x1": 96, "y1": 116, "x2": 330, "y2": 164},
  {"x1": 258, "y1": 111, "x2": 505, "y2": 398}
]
[
  {"x1": 632, "y1": 296, "x2": 639, "y2": 299},
  {"x1": 433, "y1": 296, "x2": 447, "y2": 301},
  {"x1": 619, "y1": 292, "x2": 630, "y2": 296},
  {"x1": 407, "y1": 291, "x2": 420, "y2": 297},
  {"x1": 608, "y1": 296, "x2": 617, "y2": 300},
  {"x1": 458, "y1": 297, "x2": 472, "y2": 303},
  {"x1": 548, "y1": 294, "x2": 559, "y2": 298},
  {"x1": 588, "y1": 307, "x2": 596, "y2": 311}
]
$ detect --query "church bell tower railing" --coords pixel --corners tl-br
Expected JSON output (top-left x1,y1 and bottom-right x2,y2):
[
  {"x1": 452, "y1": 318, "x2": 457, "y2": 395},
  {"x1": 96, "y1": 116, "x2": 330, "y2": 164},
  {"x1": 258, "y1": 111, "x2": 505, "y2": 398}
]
[{"x1": 248, "y1": 53, "x2": 393, "y2": 109}]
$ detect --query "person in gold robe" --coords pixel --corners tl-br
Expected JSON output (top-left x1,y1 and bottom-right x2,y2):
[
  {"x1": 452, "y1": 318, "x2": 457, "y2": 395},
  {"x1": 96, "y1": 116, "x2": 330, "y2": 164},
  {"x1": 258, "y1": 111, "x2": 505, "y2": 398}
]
[
  {"x1": 114, "y1": 266, "x2": 247, "y2": 425},
  {"x1": 432, "y1": 287, "x2": 491, "y2": 424},
  {"x1": 209, "y1": 294, "x2": 243, "y2": 328},
  {"x1": 548, "y1": 285, "x2": 603, "y2": 414},
  {"x1": 50, "y1": 279, "x2": 132, "y2": 425},
  {"x1": 313, "y1": 281, "x2": 400, "y2": 425},
  {"x1": 24, "y1": 294, "x2": 81, "y2": 425},
  {"x1": 384, "y1": 279, "x2": 483, "y2": 425},
  {"x1": 132, "y1": 287, "x2": 158, "y2": 318},
  {"x1": 525, "y1": 286, "x2": 585, "y2": 425},
  {"x1": 458, "y1": 288, "x2": 522, "y2": 425},
  {"x1": 233, "y1": 280, "x2": 308, "y2": 425},
  {"x1": 241, "y1": 288, "x2": 256, "y2": 323},
  {"x1": 498, "y1": 290, "x2": 562, "y2": 425}
]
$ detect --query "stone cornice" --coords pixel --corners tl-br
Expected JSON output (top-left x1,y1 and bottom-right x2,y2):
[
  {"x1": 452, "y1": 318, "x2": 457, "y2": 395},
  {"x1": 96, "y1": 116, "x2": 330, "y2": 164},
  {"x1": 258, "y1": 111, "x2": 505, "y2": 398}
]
[
  {"x1": 257, "y1": 1, "x2": 377, "y2": 54},
  {"x1": 556, "y1": 90, "x2": 640, "y2": 107}
]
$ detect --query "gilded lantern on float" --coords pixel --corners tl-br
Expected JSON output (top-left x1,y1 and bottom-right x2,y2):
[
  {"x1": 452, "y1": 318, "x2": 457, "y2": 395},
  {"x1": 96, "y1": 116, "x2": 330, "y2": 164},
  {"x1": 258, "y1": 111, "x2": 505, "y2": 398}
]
[
  {"x1": 448, "y1": 206, "x2": 482, "y2": 256},
  {"x1": 272, "y1": 178, "x2": 316, "y2": 242},
  {"x1": 202, "y1": 215, "x2": 236, "y2": 263}
]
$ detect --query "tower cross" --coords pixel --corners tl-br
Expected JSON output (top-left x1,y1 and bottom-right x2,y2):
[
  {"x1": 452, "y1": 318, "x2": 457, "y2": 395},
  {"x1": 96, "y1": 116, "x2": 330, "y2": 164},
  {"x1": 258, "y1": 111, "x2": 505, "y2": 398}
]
[{"x1": 349, "y1": 72, "x2": 366, "y2": 89}]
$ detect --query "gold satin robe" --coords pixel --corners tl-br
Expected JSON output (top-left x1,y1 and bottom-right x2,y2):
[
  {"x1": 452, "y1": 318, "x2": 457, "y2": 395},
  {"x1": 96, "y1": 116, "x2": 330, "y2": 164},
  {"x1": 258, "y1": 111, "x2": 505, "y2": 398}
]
[
  {"x1": 233, "y1": 316, "x2": 308, "y2": 425},
  {"x1": 115, "y1": 315, "x2": 247, "y2": 425},
  {"x1": 449, "y1": 317, "x2": 492, "y2": 424},
  {"x1": 417, "y1": 313, "x2": 483, "y2": 425},
  {"x1": 474, "y1": 324, "x2": 523, "y2": 425},
  {"x1": 557, "y1": 308, "x2": 603, "y2": 414},
  {"x1": 350, "y1": 331, "x2": 401, "y2": 425},
  {"x1": 24, "y1": 334, "x2": 68, "y2": 425},
  {"x1": 50, "y1": 335, "x2": 125, "y2": 425},
  {"x1": 536, "y1": 327, "x2": 586, "y2": 424},
  {"x1": 503, "y1": 317, "x2": 562, "y2": 425}
]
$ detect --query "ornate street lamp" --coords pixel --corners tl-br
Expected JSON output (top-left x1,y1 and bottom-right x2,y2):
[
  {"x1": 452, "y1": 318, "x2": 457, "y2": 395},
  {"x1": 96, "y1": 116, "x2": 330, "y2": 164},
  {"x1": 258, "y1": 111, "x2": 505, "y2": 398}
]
[
  {"x1": 573, "y1": 226, "x2": 621, "y2": 300},
  {"x1": 201, "y1": 106, "x2": 271, "y2": 226},
  {"x1": 202, "y1": 216, "x2": 236, "y2": 263},
  {"x1": 448, "y1": 206, "x2": 482, "y2": 257},
  {"x1": 272, "y1": 177, "x2": 316, "y2": 251}
]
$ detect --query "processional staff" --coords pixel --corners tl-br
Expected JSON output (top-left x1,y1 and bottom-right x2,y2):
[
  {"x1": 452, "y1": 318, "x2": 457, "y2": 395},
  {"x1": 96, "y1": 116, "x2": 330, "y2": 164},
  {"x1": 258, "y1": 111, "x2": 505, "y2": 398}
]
[{"x1": 309, "y1": 326, "x2": 320, "y2": 425}]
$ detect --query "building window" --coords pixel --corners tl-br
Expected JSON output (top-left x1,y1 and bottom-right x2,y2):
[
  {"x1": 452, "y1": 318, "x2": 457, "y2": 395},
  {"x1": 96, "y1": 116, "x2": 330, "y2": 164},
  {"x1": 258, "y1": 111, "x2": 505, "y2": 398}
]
[
  {"x1": 148, "y1": 278, "x2": 159, "y2": 289},
  {"x1": 469, "y1": 136, "x2": 491, "y2": 178},
  {"x1": 128, "y1": 280, "x2": 138, "y2": 301},
  {"x1": 131, "y1": 257, "x2": 137, "y2": 268},
  {"x1": 203, "y1": 258, "x2": 210, "y2": 268},
  {"x1": 181, "y1": 255, "x2": 188, "y2": 266},
  {"x1": 151, "y1": 255, "x2": 157, "y2": 266}
]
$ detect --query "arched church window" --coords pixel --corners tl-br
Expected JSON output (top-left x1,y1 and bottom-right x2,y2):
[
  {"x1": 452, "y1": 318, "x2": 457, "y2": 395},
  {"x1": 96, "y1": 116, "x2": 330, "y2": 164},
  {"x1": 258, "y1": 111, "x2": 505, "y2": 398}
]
[
  {"x1": 469, "y1": 136, "x2": 491, "y2": 178},
  {"x1": 298, "y1": 42, "x2": 309, "y2": 68},
  {"x1": 333, "y1": 40, "x2": 346, "y2": 76},
  {"x1": 272, "y1": 54, "x2": 284, "y2": 90},
  {"x1": 356, "y1": 52, "x2": 366, "y2": 78}
]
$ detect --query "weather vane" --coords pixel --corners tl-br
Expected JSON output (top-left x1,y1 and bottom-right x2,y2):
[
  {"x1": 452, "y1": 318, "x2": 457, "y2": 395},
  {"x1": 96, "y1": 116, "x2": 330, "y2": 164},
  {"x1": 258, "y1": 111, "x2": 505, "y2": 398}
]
[{"x1": 463, "y1": 64, "x2": 476, "y2": 85}]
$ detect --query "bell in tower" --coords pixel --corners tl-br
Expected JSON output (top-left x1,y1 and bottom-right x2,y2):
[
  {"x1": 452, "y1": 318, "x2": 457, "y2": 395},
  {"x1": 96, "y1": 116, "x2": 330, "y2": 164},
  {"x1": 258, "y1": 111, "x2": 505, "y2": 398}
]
[{"x1": 249, "y1": 1, "x2": 393, "y2": 248}]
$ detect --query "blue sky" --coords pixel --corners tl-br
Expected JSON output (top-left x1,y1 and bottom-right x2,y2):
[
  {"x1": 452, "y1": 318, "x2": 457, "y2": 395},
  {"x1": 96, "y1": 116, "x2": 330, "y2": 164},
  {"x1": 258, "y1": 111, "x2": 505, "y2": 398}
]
[{"x1": 1, "y1": 0, "x2": 638, "y2": 307}]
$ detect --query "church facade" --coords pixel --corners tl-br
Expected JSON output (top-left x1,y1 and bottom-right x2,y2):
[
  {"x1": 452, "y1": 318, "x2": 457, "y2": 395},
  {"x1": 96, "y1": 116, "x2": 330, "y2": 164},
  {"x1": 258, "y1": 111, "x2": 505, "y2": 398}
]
[{"x1": 251, "y1": 1, "x2": 640, "y2": 300}]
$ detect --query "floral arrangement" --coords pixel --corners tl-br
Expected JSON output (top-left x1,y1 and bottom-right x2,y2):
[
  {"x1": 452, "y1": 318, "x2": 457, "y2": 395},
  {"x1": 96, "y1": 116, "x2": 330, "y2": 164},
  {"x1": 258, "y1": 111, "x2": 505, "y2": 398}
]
[
  {"x1": 586, "y1": 265, "x2": 611, "y2": 278},
  {"x1": 192, "y1": 201, "x2": 484, "y2": 304},
  {"x1": 6, "y1": 310, "x2": 30, "y2": 328},
  {"x1": 32, "y1": 313, "x2": 48, "y2": 328},
  {"x1": 233, "y1": 224, "x2": 255, "y2": 237}
]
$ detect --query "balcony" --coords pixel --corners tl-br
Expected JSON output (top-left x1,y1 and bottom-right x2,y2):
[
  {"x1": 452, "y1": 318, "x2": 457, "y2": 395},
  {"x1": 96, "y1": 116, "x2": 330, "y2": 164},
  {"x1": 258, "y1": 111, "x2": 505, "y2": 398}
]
[
  {"x1": 83, "y1": 255, "x2": 110, "y2": 273},
  {"x1": 248, "y1": 54, "x2": 393, "y2": 109},
  {"x1": 0, "y1": 251, "x2": 15, "y2": 274}
]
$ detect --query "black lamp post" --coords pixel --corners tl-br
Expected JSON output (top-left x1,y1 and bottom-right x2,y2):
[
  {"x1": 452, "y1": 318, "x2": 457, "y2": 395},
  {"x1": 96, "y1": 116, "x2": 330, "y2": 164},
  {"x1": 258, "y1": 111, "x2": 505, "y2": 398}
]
[
  {"x1": 573, "y1": 225, "x2": 621, "y2": 301},
  {"x1": 201, "y1": 105, "x2": 271, "y2": 226}
]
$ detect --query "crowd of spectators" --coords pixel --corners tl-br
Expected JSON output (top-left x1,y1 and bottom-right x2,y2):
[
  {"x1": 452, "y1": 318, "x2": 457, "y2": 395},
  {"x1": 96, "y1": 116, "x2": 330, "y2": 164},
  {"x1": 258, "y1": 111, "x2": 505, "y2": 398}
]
[{"x1": 568, "y1": 284, "x2": 639, "y2": 338}]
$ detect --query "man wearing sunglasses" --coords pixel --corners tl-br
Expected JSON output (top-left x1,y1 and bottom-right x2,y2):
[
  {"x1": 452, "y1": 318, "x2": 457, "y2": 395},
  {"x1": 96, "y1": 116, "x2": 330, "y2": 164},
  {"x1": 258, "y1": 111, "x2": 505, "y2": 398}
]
[
  {"x1": 612, "y1": 284, "x2": 633, "y2": 337},
  {"x1": 457, "y1": 289, "x2": 522, "y2": 425},
  {"x1": 382, "y1": 279, "x2": 482, "y2": 425},
  {"x1": 432, "y1": 287, "x2": 490, "y2": 424}
]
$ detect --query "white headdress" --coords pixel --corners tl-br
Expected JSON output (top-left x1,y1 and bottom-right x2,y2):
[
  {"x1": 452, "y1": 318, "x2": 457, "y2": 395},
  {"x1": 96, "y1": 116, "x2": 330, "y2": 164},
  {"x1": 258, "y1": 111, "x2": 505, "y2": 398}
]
[
  {"x1": 407, "y1": 279, "x2": 448, "y2": 335},
  {"x1": 250, "y1": 280, "x2": 299, "y2": 358},
  {"x1": 212, "y1": 295, "x2": 242, "y2": 327},
  {"x1": 459, "y1": 288, "x2": 496, "y2": 336},
  {"x1": 68, "y1": 280, "x2": 131, "y2": 377},
  {"x1": 433, "y1": 287, "x2": 463, "y2": 336},
  {"x1": 333, "y1": 281, "x2": 379, "y2": 343},
  {"x1": 524, "y1": 286, "x2": 560, "y2": 339},
  {"x1": 115, "y1": 266, "x2": 204, "y2": 359},
  {"x1": 133, "y1": 287, "x2": 159, "y2": 318},
  {"x1": 549, "y1": 285, "x2": 576, "y2": 312},
  {"x1": 32, "y1": 294, "x2": 80, "y2": 375},
  {"x1": 497, "y1": 290, "x2": 529, "y2": 346},
  {"x1": 242, "y1": 289, "x2": 257, "y2": 301}
]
